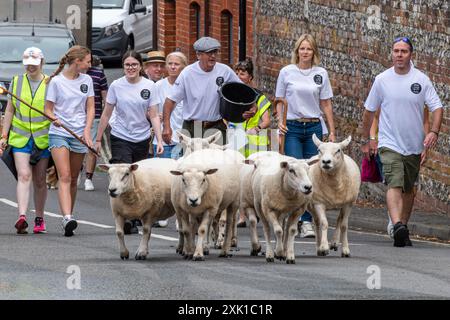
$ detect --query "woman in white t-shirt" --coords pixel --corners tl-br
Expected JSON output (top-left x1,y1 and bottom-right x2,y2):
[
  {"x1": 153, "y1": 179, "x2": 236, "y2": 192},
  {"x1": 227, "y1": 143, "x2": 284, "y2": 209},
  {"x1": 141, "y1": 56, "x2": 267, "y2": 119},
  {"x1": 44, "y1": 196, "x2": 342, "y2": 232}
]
[
  {"x1": 150, "y1": 51, "x2": 187, "y2": 160},
  {"x1": 45, "y1": 45, "x2": 95, "y2": 237},
  {"x1": 95, "y1": 50, "x2": 163, "y2": 234},
  {"x1": 275, "y1": 34, "x2": 336, "y2": 238}
]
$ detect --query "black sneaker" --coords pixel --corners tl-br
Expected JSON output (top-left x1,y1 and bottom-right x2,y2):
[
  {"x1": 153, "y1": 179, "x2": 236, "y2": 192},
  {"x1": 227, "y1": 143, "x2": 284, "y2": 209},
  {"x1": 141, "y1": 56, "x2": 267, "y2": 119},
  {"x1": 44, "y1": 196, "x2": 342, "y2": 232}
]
[
  {"x1": 404, "y1": 225, "x2": 413, "y2": 246},
  {"x1": 393, "y1": 222, "x2": 408, "y2": 247}
]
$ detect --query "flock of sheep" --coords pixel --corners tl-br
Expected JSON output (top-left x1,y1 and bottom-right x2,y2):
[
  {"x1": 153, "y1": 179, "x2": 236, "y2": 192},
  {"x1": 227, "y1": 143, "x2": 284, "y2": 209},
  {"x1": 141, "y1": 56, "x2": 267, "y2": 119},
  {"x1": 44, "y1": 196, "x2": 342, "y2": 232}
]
[{"x1": 99, "y1": 131, "x2": 361, "y2": 264}]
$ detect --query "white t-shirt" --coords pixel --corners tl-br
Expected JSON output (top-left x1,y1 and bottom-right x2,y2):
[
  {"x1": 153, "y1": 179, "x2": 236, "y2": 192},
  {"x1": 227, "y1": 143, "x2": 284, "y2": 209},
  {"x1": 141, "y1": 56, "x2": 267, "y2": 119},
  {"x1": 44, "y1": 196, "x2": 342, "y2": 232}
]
[
  {"x1": 107, "y1": 76, "x2": 155, "y2": 143},
  {"x1": 364, "y1": 66, "x2": 443, "y2": 155},
  {"x1": 46, "y1": 73, "x2": 94, "y2": 137},
  {"x1": 275, "y1": 64, "x2": 333, "y2": 134},
  {"x1": 168, "y1": 61, "x2": 241, "y2": 121},
  {"x1": 150, "y1": 78, "x2": 183, "y2": 145}
]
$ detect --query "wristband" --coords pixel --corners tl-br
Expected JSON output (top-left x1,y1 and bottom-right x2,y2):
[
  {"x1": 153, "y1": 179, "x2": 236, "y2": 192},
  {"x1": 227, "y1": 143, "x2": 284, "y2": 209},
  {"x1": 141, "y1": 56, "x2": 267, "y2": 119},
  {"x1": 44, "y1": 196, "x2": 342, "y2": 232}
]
[
  {"x1": 369, "y1": 136, "x2": 377, "y2": 140},
  {"x1": 95, "y1": 140, "x2": 101, "y2": 142},
  {"x1": 430, "y1": 130, "x2": 439, "y2": 136}
]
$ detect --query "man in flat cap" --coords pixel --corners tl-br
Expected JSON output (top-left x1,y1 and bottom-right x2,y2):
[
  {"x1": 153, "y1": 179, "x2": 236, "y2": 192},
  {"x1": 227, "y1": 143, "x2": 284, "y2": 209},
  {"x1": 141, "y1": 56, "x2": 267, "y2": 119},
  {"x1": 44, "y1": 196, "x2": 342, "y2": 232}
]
[
  {"x1": 162, "y1": 37, "x2": 249, "y2": 145},
  {"x1": 144, "y1": 50, "x2": 166, "y2": 82}
]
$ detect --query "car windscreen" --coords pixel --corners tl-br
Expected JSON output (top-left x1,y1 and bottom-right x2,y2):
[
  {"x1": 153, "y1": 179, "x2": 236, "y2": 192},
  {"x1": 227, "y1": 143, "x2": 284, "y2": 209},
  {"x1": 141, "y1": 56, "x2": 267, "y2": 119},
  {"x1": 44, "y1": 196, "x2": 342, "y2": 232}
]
[
  {"x1": 93, "y1": 0, "x2": 124, "y2": 8},
  {"x1": 0, "y1": 36, "x2": 72, "y2": 64}
]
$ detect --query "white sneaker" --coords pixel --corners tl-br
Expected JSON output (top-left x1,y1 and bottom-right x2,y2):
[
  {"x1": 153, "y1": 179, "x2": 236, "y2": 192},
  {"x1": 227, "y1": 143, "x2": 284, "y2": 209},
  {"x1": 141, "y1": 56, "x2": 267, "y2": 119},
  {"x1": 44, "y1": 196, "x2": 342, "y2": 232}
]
[
  {"x1": 387, "y1": 218, "x2": 394, "y2": 239},
  {"x1": 300, "y1": 221, "x2": 315, "y2": 238},
  {"x1": 77, "y1": 173, "x2": 81, "y2": 187},
  {"x1": 158, "y1": 219, "x2": 168, "y2": 228},
  {"x1": 62, "y1": 216, "x2": 78, "y2": 237},
  {"x1": 84, "y1": 178, "x2": 94, "y2": 191}
]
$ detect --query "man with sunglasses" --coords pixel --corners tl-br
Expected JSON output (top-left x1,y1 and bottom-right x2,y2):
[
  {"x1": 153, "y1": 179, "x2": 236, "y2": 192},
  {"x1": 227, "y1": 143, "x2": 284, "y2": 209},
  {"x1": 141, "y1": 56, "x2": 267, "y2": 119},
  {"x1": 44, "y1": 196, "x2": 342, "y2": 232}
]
[
  {"x1": 162, "y1": 37, "x2": 244, "y2": 145},
  {"x1": 360, "y1": 37, "x2": 443, "y2": 247}
]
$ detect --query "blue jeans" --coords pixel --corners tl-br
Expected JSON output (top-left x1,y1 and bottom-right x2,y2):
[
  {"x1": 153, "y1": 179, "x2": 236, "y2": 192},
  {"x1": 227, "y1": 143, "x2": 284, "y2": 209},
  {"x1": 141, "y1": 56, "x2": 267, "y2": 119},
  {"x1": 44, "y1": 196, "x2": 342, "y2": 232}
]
[
  {"x1": 284, "y1": 120, "x2": 323, "y2": 222},
  {"x1": 152, "y1": 144, "x2": 183, "y2": 160}
]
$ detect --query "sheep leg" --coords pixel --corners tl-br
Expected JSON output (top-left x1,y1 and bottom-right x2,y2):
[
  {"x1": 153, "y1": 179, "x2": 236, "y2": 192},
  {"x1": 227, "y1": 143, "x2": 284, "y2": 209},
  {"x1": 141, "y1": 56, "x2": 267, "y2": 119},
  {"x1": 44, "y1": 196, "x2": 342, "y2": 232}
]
[
  {"x1": 266, "y1": 209, "x2": 285, "y2": 261},
  {"x1": 193, "y1": 210, "x2": 213, "y2": 261},
  {"x1": 284, "y1": 208, "x2": 304, "y2": 264},
  {"x1": 113, "y1": 213, "x2": 129, "y2": 260},
  {"x1": 339, "y1": 204, "x2": 352, "y2": 258},
  {"x1": 219, "y1": 204, "x2": 238, "y2": 258},
  {"x1": 314, "y1": 204, "x2": 330, "y2": 256},
  {"x1": 330, "y1": 208, "x2": 343, "y2": 252},
  {"x1": 231, "y1": 208, "x2": 238, "y2": 248},
  {"x1": 256, "y1": 203, "x2": 274, "y2": 262},
  {"x1": 174, "y1": 210, "x2": 185, "y2": 255},
  {"x1": 135, "y1": 214, "x2": 153, "y2": 260},
  {"x1": 247, "y1": 207, "x2": 261, "y2": 256},
  {"x1": 181, "y1": 213, "x2": 194, "y2": 260},
  {"x1": 216, "y1": 209, "x2": 227, "y2": 249}
]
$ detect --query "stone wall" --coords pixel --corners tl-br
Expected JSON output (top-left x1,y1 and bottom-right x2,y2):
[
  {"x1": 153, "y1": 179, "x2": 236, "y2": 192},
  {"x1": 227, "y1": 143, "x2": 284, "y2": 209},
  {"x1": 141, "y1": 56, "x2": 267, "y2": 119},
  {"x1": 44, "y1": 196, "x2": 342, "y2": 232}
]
[{"x1": 254, "y1": 0, "x2": 449, "y2": 215}]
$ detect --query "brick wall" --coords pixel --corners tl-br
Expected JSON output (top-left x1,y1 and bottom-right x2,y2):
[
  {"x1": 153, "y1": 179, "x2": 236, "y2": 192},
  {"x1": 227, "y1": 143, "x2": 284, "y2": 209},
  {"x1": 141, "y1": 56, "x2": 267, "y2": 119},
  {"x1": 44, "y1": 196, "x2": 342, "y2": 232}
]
[
  {"x1": 253, "y1": 0, "x2": 449, "y2": 215},
  {"x1": 157, "y1": 0, "x2": 254, "y2": 65}
]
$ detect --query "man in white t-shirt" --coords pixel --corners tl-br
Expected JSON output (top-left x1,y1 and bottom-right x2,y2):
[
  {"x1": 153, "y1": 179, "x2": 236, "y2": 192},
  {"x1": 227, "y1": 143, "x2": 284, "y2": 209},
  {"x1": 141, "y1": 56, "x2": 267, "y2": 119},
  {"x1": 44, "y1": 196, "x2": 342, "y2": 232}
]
[
  {"x1": 161, "y1": 37, "x2": 247, "y2": 145},
  {"x1": 360, "y1": 37, "x2": 443, "y2": 247}
]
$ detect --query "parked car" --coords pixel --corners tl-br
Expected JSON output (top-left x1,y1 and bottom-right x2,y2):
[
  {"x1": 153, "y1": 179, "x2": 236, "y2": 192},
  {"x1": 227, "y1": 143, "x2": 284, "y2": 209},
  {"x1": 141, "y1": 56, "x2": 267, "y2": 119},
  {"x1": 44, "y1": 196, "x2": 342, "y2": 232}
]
[
  {"x1": 91, "y1": 0, "x2": 153, "y2": 62},
  {"x1": 0, "y1": 22, "x2": 76, "y2": 111}
]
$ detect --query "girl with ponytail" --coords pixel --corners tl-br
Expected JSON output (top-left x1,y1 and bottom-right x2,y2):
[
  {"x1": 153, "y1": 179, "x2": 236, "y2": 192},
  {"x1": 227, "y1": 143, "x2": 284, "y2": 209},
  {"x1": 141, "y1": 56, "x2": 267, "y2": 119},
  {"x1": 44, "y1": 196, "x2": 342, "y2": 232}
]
[{"x1": 44, "y1": 45, "x2": 95, "y2": 237}]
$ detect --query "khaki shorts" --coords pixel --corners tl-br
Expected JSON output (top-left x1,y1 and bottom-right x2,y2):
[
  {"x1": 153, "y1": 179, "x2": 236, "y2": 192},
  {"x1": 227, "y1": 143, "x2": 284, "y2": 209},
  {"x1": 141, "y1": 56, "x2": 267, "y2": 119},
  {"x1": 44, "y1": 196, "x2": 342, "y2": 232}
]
[{"x1": 379, "y1": 147, "x2": 420, "y2": 193}]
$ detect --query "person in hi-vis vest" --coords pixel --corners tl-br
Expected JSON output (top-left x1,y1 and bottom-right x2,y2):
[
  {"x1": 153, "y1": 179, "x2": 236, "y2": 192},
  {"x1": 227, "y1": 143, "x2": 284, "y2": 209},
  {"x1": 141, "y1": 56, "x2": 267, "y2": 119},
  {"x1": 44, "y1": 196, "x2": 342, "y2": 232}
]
[
  {"x1": 0, "y1": 47, "x2": 51, "y2": 234},
  {"x1": 231, "y1": 58, "x2": 271, "y2": 228}
]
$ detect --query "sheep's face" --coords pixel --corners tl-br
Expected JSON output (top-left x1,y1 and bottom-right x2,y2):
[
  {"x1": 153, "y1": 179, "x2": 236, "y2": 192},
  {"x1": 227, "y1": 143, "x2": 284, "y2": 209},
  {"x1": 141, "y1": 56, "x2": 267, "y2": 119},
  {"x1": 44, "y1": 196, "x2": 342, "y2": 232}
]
[
  {"x1": 280, "y1": 161, "x2": 312, "y2": 195},
  {"x1": 101, "y1": 164, "x2": 138, "y2": 198},
  {"x1": 171, "y1": 168, "x2": 218, "y2": 207},
  {"x1": 313, "y1": 134, "x2": 351, "y2": 173}
]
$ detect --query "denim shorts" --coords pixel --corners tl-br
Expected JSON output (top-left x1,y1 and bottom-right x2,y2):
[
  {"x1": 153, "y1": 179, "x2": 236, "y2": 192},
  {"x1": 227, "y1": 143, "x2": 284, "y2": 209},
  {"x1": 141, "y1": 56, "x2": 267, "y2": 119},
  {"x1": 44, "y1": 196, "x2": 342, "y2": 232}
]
[
  {"x1": 48, "y1": 134, "x2": 87, "y2": 154},
  {"x1": 12, "y1": 137, "x2": 51, "y2": 158}
]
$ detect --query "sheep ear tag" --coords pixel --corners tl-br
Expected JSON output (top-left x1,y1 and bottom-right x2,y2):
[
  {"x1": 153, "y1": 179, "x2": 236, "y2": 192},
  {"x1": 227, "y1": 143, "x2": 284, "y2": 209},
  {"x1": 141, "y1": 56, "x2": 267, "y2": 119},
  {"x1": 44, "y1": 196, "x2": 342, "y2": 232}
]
[{"x1": 226, "y1": 126, "x2": 247, "y2": 151}]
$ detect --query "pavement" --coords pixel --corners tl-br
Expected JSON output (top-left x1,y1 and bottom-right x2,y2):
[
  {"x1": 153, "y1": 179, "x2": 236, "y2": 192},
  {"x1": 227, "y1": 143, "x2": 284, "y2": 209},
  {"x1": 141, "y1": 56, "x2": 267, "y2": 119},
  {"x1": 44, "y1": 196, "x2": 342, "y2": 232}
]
[{"x1": 327, "y1": 206, "x2": 450, "y2": 242}]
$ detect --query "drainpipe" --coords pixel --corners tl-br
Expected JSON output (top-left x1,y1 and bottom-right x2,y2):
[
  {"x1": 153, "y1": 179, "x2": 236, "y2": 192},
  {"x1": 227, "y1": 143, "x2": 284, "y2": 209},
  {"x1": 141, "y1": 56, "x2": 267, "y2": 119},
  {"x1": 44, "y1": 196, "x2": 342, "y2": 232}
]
[
  {"x1": 153, "y1": 0, "x2": 158, "y2": 49},
  {"x1": 239, "y1": 0, "x2": 246, "y2": 61},
  {"x1": 204, "y1": 0, "x2": 209, "y2": 36}
]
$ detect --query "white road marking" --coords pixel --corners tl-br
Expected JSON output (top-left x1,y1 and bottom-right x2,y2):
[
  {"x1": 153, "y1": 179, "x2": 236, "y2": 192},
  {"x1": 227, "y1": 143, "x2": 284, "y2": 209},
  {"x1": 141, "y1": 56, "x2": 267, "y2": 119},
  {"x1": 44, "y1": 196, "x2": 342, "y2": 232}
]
[{"x1": 1, "y1": 198, "x2": 448, "y2": 246}]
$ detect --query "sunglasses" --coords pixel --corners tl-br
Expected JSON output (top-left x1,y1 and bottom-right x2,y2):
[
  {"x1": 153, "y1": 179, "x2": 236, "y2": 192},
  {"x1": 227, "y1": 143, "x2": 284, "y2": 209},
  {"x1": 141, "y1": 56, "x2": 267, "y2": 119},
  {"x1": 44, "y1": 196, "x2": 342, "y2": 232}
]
[{"x1": 393, "y1": 37, "x2": 413, "y2": 51}]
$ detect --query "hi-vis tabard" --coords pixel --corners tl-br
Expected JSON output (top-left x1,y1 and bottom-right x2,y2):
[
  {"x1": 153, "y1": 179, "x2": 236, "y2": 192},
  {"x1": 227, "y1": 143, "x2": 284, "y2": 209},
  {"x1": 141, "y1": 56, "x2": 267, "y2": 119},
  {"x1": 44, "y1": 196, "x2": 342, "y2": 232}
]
[
  {"x1": 8, "y1": 74, "x2": 50, "y2": 149},
  {"x1": 230, "y1": 93, "x2": 271, "y2": 157}
]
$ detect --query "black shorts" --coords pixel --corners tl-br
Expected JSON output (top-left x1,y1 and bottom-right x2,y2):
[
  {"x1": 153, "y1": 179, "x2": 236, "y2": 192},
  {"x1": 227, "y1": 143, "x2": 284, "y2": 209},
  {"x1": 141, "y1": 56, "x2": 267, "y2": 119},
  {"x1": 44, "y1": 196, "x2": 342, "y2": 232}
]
[{"x1": 109, "y1": 134, "x2": 150, "y2": 164}]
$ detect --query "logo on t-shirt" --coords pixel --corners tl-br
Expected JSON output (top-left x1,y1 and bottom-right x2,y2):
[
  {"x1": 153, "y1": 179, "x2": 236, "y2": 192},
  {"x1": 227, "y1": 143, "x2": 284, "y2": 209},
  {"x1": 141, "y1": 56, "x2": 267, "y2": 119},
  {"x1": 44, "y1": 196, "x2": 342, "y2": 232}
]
[
  {"x1": 140, "y1": 89, "x2": 151, "y2": 100},
  {"x1": 313, "y1": 75, "x2": 323, "y2": 85},
  {"x1": 216, "y1": 77, "x2": 224, "y2": 86},
  {"x1": 410, "y1": 83, "x2": 422, "y2": 94},
  {"x1": 80, "y1": 84, "x2": 88, "y2": 94}
]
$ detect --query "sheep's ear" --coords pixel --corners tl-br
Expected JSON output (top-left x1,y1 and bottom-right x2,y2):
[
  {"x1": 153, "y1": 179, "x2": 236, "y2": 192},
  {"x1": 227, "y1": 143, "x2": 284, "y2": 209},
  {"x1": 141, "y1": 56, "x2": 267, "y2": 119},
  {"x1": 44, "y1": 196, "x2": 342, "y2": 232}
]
[
  {"x1": 98, "y1": 164, "x2": 110, "y2": 172},
  {"x1": 312, "y1": 133, "x2": 322, "y2": 147},
  {"x1": 205, "y1": 130, "x2": 222, "y2": 144},
  {"x1": 205, "y1": 168, "x2": 218, "y2": 175},
  {"x1": 306, "y1": 155, "x2": 320, "y2": 166},
  {"x1": 177, "y1": 131, "x2": 191, "y2": 144},
  {"x1": 280, "y1": 161, "x2": 289, "y2": 169},
  {"x1": 340, "y1": 136, "x2": 352, "y2": 149},
  {"x1": 170, "y1": 170, "x2": 183, "y2": 176},
  {"x1": 130, "y1": 164, "x2": 139, "y2": 172}
]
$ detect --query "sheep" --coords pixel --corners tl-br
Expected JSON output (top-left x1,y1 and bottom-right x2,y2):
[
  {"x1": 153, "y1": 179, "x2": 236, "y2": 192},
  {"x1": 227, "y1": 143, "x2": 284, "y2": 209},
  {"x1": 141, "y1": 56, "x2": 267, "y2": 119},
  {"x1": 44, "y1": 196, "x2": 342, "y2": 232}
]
[
  {"x1": 176, "y1": 130, "x2": 225, "y2": 156},
  {"x1": 99, "y1": 158, "x2": 177, "y2": 260},
  {"x1": 308, "y1": 134, "x2": 361, "y2": 258},
  {"x1": 170, "y1": 148, "x2": 243, "y2": 261},
  {"x1": 251, "y1": 155, "x2": 314, "y2": 264}
]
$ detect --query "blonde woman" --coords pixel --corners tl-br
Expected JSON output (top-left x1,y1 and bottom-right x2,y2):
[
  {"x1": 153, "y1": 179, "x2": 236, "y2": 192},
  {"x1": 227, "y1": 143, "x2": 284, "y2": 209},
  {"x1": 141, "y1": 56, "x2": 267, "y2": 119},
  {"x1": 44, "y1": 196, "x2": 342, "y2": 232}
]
[
  {"x1": 0, "y1": 47, "x2": 51, "y2": 234},
  {"x1": 275, "y1": 34, "x2": 336, "y2": 238},
  {"x1": 45, "y1": 45, "x2": 95, "y2": 237}
]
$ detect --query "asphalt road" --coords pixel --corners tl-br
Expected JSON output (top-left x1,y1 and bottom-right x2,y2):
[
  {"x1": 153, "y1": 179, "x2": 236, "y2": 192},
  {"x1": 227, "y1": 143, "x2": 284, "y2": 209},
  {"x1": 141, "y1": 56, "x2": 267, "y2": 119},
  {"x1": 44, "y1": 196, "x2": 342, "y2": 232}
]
[{"x1": 0, "y1": 164, "x2": 449, "y2": 300}]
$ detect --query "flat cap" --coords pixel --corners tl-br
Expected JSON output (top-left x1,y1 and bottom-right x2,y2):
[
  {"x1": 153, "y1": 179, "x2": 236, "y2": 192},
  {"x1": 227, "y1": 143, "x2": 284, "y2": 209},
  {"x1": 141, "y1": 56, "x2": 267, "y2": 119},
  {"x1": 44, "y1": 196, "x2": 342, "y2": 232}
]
[{"x1": 193, "y1": 37, "x2": 221, "y2": 52}]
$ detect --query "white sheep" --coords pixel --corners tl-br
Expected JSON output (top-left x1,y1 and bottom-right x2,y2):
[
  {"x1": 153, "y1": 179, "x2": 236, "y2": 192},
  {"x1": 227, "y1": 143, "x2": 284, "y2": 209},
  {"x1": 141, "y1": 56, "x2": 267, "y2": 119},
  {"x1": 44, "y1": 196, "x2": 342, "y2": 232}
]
[
  {"x1": 309, "y1": 134, "x2": 361, "y2": 257},
  {"x1": 170, "y1": 148, "x2": 242, "y2": 261},
  {"x1": 99, "y1": 158, "x2": 177, "y2": 260},
  {"x1": 251, "y1": 155, "x2": 314, "y2": 264}
]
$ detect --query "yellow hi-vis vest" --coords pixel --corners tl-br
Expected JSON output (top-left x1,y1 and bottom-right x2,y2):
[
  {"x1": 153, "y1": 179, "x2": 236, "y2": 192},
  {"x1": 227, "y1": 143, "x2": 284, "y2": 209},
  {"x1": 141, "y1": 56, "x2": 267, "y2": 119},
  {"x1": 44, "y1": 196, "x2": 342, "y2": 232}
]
[
  {"x1": 8, "y1": 74, "x2": 50, "y2": 149},
  {"x1": 231, "y1": 93, "x2": 271, "y2": 157}
]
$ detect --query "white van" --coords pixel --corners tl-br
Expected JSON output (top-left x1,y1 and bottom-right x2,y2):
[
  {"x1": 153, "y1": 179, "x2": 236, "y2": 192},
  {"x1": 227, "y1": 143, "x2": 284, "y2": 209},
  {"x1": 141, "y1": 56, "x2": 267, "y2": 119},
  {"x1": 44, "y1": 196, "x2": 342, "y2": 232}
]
[{"x1": 92, "y1": 0, "x2": 153, "y2": 61}]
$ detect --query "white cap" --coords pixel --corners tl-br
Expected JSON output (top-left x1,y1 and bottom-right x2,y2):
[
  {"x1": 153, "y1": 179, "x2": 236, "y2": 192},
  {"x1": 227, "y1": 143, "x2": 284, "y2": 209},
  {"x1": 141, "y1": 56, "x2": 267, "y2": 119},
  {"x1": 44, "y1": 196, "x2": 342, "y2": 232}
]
[{"x1": 22, "y1": 47, "x2": 44, "y2": 66}]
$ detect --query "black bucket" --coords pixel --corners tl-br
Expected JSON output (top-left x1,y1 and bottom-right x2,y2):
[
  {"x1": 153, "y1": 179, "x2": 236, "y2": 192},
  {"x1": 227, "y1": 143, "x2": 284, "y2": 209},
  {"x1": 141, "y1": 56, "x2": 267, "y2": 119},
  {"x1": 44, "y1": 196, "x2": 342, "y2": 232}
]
[{"x1": 219, "y1": 82, "x2": 258, "y2": 123}]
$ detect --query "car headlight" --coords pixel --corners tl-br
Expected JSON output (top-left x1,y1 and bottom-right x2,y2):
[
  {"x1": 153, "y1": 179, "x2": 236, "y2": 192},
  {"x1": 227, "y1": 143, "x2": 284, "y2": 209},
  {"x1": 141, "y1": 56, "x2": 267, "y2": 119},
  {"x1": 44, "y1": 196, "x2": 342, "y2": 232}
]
[{"x1": 104, "y1": 22, "x2": 123, "y2": 37}]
